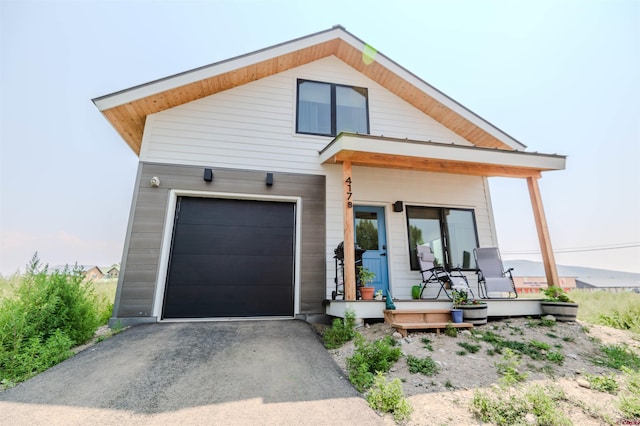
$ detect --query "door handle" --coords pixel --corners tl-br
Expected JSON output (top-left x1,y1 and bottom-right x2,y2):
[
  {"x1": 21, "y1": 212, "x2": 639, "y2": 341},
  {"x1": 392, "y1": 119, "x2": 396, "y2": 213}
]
[{"x1": 380, "y1": 253, "x2": 387, "y2": 257}]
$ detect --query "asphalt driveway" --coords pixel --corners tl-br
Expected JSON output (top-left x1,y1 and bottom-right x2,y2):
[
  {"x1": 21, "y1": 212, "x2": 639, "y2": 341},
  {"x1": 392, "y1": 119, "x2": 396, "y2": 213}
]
[{"x1": 0, "y1": 320, "x2": 385, "y2": 425}]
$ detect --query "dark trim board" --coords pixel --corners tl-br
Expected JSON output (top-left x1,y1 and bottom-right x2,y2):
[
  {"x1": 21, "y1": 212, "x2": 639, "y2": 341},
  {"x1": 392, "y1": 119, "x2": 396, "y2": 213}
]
[{"x1": 112, "y1": 162, "x2": 326, "y2": 324}]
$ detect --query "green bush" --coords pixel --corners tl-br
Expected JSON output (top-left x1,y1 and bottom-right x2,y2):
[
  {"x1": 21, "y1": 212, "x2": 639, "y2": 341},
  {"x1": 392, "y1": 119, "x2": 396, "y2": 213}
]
[
  {"x1": 366, "y1": 372, "x2": 412, "y2": 421},
  {"x1": 471, "y1": 384, "x2": 571, "y2": 426},
  {"x1": 0, "y1": 254, "x2": 105, "y2": 383},
  {"x1": 347, "y1": 334, "x2": 402, "y2": 392},
  {"x1": 585, "y1": 373, "x2": 619, "y2": 394},
  {"x1": 592, "y1": 344, "x2": 640, "y2": 371},
  {"x1": 407, "y1": 355, "x2": 439, "y2": 375},
  {"x1": 323, "y1": 309, "x2": 356, "y2": 349}
]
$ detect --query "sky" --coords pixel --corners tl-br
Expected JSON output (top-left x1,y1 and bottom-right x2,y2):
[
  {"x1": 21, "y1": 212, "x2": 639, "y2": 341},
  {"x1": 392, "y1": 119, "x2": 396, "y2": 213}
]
[{"x1": 1, "y1": 0, "x2": 639, "y2": 275}]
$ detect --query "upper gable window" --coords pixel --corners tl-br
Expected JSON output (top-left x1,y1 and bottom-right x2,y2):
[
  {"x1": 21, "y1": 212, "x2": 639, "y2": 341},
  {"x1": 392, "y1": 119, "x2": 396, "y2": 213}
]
[{"x1": 296, "y1": 79, "x2": 369, "y2": 137}]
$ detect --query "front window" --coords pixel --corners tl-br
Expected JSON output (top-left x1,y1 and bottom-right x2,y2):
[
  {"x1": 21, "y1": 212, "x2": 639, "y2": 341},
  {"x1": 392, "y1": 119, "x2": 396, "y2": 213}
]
[
  {"x1": 406, "y1": 206, "x2": 479, "y2": 270},
  {"x1": 296, "y1": 79, "x2": 369, "y2": 137}
]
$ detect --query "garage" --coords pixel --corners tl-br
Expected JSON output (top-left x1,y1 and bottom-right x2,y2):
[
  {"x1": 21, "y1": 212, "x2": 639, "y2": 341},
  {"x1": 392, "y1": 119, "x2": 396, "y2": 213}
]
[{"x1": 162, "y1": 197, "x2": 296, "y2": 319}]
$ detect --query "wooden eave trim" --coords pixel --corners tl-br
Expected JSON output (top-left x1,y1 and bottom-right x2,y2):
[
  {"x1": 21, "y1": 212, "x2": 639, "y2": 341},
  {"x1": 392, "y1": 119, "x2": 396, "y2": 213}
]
[
  {"x1": 319, "y1": 134, "x2": 566, "y2": 178},
  {"x1": 324, "y1": 150, "x2": 542, "y2": 178},
  {"x1": 95, "y1": 27, "x2": 526, "y2": 155}
]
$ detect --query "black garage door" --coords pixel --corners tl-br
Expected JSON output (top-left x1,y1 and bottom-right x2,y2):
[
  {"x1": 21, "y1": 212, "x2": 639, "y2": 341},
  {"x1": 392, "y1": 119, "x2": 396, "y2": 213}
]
[{"x1": 163, "y1": 197, "x2": 295, "y2": 318}]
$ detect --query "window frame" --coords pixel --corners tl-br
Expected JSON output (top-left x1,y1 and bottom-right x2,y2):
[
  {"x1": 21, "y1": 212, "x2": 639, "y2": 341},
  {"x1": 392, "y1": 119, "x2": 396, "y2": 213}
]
[
  {"x1": 295, "y1": 79, "x2": 370, "y2": 137},
  {"x1": 405, "y1": 205, "x2": 480, "y2": 271}
]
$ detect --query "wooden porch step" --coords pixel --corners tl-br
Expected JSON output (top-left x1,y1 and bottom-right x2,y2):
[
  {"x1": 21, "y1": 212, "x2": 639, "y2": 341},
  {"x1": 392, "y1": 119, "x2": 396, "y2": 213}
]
[
  {"x1": 384, "y1": 309, "x2": 474, "y2": 337},
  {"x1": 390, "y1": 321, "x2": 473, "y2": 337},
  {"x1": 383, "y1": 309, "x2": 452, "y2": 324}
]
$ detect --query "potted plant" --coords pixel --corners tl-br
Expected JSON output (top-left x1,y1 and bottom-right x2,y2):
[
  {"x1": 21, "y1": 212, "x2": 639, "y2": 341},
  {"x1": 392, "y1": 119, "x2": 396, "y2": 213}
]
[
  {"x1": 452, "y1": 289, "x2": 488, "y2": 325},
  {"x1": 374, "y1": 289, "x2": 384, "y2": 300},
  {"x1": 358, "y1": 267, "x2": 376, "y2": 300},
  {"x1": 540, "y1": 286, "x2": 579, "y2": 321}
]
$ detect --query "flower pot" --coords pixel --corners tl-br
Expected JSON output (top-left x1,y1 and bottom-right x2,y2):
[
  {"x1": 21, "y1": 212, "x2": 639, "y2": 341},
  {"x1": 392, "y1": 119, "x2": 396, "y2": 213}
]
[
  {"x1": 460, "y1": 304, "x2": 488, "y2": 326},
  {"x1": 540, "y1": 302, "x2": 579, "y2": 322},
  {"x1": 451, "y1": 309, "x2": 463, "y2": 323},
  {"x1": 411, "y1": 285, "x2": 422, "y2": 300},
  {"x1": 360, "y1": 286, "x2": 375, "y2": 300}
]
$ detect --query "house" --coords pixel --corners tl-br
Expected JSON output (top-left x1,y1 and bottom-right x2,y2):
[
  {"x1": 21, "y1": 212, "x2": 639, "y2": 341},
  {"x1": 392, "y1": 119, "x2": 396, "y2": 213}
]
[
  {"x1": 93, "y1": 26, "x2": 565, "y2": 326},
  {"x1": 53, "y1": 265, "x2": 104, "y2": 281}
]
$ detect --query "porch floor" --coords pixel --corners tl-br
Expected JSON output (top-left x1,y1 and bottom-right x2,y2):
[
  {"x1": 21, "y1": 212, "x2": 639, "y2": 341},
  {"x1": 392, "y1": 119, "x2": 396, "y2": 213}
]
[{"x1": 324, "y1": 298, "x2": 543, "y2": 320}]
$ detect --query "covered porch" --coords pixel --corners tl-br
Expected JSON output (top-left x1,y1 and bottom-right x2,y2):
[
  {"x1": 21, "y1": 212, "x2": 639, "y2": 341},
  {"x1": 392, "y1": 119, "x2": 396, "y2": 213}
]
[{"x1": 319, "y1": 132, "x2": 565, "y2": 320}]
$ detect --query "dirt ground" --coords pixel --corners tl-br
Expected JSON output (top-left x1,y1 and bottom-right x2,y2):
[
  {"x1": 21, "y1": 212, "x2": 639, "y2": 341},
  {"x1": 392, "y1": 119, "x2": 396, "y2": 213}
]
[{"x1": 320, "y1": 317, "x2": 640, "y2": 425}]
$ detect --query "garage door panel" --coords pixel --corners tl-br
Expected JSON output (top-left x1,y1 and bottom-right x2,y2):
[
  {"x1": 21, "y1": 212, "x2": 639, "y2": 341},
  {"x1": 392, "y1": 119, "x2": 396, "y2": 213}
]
[
  {"x1": 177, "y1": 198, "x2": 293, "y2": 227},
  {"x1": 165, "y1": 255, "x2": 293, "y2": 286},
  {"x1": 163, "y1": 285, "x2": 293, "y2": 318},
  {"x1": 171, "y1": 225, "x2": 294, "y2": 256},
  {"x1": 163, "y1": 197, "x2": 295, "y2": 319}
]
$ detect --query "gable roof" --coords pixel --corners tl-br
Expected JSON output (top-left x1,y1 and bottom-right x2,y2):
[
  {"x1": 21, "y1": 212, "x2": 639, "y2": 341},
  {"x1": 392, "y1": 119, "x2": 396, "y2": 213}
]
[{"x1": 93, "y1": 26, "x2": 528, "y2": 155}]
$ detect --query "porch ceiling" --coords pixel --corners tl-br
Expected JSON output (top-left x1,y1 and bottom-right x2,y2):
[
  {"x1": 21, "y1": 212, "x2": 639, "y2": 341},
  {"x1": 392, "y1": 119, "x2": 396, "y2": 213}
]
[{"x1": 319, "y1": 133, "x2": 566, "y2": 178}]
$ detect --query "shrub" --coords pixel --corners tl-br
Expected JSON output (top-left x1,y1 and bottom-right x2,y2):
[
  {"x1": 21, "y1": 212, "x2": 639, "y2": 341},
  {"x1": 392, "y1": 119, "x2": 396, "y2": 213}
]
[
  {"x1": 471, "y1": 384, "x2": 571, "y2": 426},
  {"x1": 406, "y1": 355, "x2": 439, "y2": 375},
  {"x1": 585, "y1": 373, "x2": 619, "y2": 394},
  {"x1": 592, "y1": 344, "x2": 640, "y2": 371},
  {"x1": 0, "y1": 254, "x2": 104, "y2": 383},
  {"x1": 366, "y1": 372, "x2": 413, "y2": 421},
  {"x1": 347, "y1": 334, "x2": 402, "y2": 392},
  {"x1": 618, "y1": 367, "x2": 640, "y2": 419},
  {"x1": 323, "y1": 309, "x2": 356, "y2": 349}
]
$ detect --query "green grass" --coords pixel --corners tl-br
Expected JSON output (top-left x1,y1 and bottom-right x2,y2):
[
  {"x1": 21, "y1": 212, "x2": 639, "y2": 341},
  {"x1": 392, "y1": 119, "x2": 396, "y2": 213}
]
[{"x1": 571, "y1": 290, "x2": 640, "y2": 334}]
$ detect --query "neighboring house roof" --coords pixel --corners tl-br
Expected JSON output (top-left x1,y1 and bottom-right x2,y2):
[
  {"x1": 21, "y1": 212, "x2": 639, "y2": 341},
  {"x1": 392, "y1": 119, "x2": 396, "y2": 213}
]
[
  {"x1": 505, "y1": 260, "x2": 640, "y2": 289},
  {"x1": 93, "y1": 25, "x2": 528, "y2": 155}
]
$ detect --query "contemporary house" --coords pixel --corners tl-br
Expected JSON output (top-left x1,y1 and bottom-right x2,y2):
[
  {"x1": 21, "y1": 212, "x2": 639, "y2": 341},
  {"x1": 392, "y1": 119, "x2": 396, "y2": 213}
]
[{"x1": 94, "y1": 26, "x2": 565, "y2": 326}]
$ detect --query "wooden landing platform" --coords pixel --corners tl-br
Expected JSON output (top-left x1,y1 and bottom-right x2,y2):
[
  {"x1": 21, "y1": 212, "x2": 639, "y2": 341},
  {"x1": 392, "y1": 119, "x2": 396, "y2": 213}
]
[{"x1": 383, "y1": 309, "x2": 473, "y2": 337}]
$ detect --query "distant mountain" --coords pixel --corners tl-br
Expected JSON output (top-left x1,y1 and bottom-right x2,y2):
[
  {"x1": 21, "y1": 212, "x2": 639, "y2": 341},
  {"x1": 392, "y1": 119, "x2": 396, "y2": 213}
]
[{"x1": 503, "y1": 260, "x2": 640, "y2": 288}]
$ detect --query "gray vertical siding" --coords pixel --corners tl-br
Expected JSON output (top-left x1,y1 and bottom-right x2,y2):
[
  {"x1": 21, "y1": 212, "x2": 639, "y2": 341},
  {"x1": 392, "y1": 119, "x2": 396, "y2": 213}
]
[{"x1": 113, "y1": 162, "x2": 326, "y2": 322}]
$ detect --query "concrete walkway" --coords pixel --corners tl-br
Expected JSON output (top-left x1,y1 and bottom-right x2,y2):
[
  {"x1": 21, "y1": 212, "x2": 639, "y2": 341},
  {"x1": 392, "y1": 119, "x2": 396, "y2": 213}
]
[{"x1": 0, "y1": 321, "x2": 387, "y2": 425}]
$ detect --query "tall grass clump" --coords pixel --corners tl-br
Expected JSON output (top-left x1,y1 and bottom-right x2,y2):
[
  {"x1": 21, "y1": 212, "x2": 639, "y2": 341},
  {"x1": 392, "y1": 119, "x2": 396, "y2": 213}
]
[
  {"x1": 0, "y1": 254, "x2": 107, "y2": 384},
  {"x1": 571, "y1": 290, "x2": 640, "y2": 334}
]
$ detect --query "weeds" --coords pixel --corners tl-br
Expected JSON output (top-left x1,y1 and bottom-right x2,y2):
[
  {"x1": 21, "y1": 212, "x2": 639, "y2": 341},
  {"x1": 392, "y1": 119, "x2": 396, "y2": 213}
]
[
  {"x1": 618, "y1": 367, "x2": 640, "y2": 419},
  {"x1": 444, "y1": 323, "x2": 458, "y2": 337},
  {"x1": 407, "y1": 355, "x2": 439, "y2": 375},
  {"x1": 457, "y1": 342, "x2": 481, "y2": 354},
  {"x1": 366, "y1": 372, "x2": 413, "y2": 421},
  {"x1": 347, "y1": 334, "x2": 402, "y2": 392},
  {"x1": 585, "y1": 374, "x2": 619, "y2": 394},
  {"x1": 592, "y1": 344, "x2": 640, "y2": 371},
  {"x1": 323, "y1": 309, "x2": 357, "y2": 349},
  {"x1": 0, "y1": 254, "x2": 107, "y2": 384},
  {"x1": 421, "y1": 336, "x2": 434, "y2": 351}
]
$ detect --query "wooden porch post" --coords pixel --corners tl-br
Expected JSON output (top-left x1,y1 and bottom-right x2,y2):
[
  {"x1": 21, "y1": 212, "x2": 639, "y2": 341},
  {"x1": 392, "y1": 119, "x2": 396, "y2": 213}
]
[
  {"x1": 527, "y1": 176, "x2": 560, "y2": 287},
  {"x1": 342, "y1": 161, "x2": 356, "y2": 300}
]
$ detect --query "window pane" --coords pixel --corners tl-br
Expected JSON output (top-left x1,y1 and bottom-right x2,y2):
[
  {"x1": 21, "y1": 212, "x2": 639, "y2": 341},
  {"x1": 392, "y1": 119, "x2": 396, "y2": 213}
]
[
  {"x1": 355, "y1": 211, "x2": 379, "y2": 250},
  {"x1": 298, "y1": 81, "x2": 331, "y2": 135},
  {"x1": 444, "y1": 209, "x2": 478, "y2": 269},
  {"x1": 406, "y1": 206, "x2": 444, "y2": 269},
  {"x1": 336, "y1": 86, "x2": 368, "y2": 134}
]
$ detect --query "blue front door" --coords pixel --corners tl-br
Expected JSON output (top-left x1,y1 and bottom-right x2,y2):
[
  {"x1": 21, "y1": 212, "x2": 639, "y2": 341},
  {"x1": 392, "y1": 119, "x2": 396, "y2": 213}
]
[{"x1": 354, "y1": 206, "x2": 389, "y2": 296}]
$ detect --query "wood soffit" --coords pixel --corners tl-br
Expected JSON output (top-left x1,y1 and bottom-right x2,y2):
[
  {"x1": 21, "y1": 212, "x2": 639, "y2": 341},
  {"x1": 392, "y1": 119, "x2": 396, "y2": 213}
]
[
  {"x1": 100, "y1": 38, "x2": 514, "y2": 155},
  {"x1": 322, "y1": 150, "x2": 542, "y2": 178}
]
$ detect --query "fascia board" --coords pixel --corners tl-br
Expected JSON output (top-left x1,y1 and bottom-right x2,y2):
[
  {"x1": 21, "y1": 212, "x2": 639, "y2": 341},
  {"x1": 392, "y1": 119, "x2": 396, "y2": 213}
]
[
  {"x1": 320, "y1": 135, "x2": 566, "y2": 171},
  {"x1": 93, "y1": 27, "x2": 349, "y2": 111}
]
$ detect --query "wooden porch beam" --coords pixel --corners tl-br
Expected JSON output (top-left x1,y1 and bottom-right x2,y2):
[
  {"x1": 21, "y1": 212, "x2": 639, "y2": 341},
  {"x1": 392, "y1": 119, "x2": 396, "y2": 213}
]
[
  {"x1": 329, "y1": 151, "x2": 541, "y2": 179},
  {"x1": 527, "y1": 176, "x2": 560, "y2": 287},
  {"x1": 342, "y1": 161, "x2": 356, "y2": 300}
]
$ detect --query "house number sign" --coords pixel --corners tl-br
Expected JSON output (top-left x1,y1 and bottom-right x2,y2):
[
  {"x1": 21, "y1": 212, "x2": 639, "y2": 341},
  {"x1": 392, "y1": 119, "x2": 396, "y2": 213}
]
[{"x1": 345, "y1": 176, "x2": 353, "y2": 208}]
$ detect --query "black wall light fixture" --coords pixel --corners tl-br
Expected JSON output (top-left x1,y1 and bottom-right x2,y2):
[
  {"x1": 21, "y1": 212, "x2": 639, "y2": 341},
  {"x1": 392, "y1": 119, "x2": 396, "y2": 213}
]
[
  {"x1": 266, "y1": 172, "x2": 274, "y2": 186},
  {"x1": 393, "y1": 201, "x2": 403, "y2": 212},
  {"x1": 203, "y1": 168, "x2": 213, "y2": 182}
]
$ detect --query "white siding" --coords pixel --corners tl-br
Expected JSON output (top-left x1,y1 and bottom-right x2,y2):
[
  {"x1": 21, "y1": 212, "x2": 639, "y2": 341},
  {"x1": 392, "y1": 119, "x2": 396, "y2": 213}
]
[
  {"x1": 324, "y1": 165, "x2": 496, "y2": 299},
  {"x1": 140, "y1": 56, "x2": 471, "y2": 172}
]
